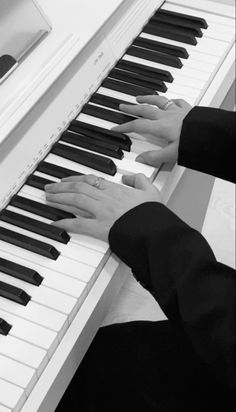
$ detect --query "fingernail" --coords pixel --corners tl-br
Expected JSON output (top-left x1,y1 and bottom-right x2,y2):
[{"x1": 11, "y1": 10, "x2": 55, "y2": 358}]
[
  {"x1": 136, "y1": 156, "x2": 145, "y2": 164},
  {"x1": 44, "y1": 184, "x2": 53, "y2": 191}
]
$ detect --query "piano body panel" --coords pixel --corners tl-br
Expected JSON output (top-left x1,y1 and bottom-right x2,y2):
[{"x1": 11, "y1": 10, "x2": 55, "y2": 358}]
[
  {"x1": 20, "y1": 256, "x2": 129, "y2": 412},
  {"x1": 0, "y1": 0, "x2": 235, "y2": 410}
]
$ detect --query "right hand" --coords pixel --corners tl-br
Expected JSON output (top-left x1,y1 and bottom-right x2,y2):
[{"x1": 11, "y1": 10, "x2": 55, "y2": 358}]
[{"x1": 112, "y1": 95, "x2": 192, "y2": 167}]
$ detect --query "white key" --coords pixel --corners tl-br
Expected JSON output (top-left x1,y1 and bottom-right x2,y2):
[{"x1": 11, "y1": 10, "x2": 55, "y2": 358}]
[
  {"x1": 171, "y1": 73, "x2": 205, "y2": 90},
  {"x1": 0, "y1": 271, "x2": 77, "y2": 320},
  {"x1": 0, "y1": 308, "x2": 57, "y2": 355},
  {"x1": 123, "y1": 54, "x2": 210, "y2": 83},
  {"x1": 0, "y1": 334, "x2": 47, "y2": 375},
  {"x1": 183, "y1": 50, "x2": 219, "y2": 65},
  {"x1": 0, "y1": 297, "x2": 68, "y2": 337},
  {"x1": 0, "y1": 247, "x2": 88, "y2": 299},
  {"x1": 6, "y1": 204, "x2": 109, "y2": 254},
  {"x1": 139, "y1": 32, "x2": 221, "y2": 64},
  {"x1": 140, "y1": 32, "x2": 228, "y2": 58},
  {"x1": 58, "y1": 138, "x2": 155, "y2": 178},
  {"x1": 46, "y1": 153, "x2": 123, "y2": 183},
  {"x1": 7, "y1": 205, "x2": 51, "y2": 224},
  {"x1": 182, "y1": 56, "x2": 215, "y2": 73},
  {"x1": 0, "y1": 229, "x2": 96, "y2": 283},
  {"x1": 20, "y1": 184, "x2": 48, "y2": 201},
  {"x1": 205, "y1": 24, "x2": 233, "y2": 42},
  {"x1": 167, "y1": 82, "x2": 200, "y2": 99},
  {"x1": 0, "y1": 354, "x2": 36, "y2": 397},
  {"x1": 0, "y1": 378, "x2": 26, "y2": 412},
  {"x1": 98, "y1": 86, "x2": 138, "y2": 104},
  {"x1": 78, "y1": 110, "x2": 117, "y2": 129},
  {"x1": 34, "y1": 170, "x2": 60, "y2": 182},
  {"x1": 159, "y1": 92, "x2": 195, "y2": 106},
  {"x1": 161, "y1": 3, "x2": 236, "y2": 29},
  {"x1": 0, "y1": 219, "x2": 105, "y2": 268}
]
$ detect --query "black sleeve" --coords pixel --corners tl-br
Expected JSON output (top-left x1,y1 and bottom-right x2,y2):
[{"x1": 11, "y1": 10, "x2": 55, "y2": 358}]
[
  {"x1": 178, "y1": 106, "x2": 236, "y2": 183},
  {"x1": 109, "y1": 202, "x2": 236, "y2": 393}
]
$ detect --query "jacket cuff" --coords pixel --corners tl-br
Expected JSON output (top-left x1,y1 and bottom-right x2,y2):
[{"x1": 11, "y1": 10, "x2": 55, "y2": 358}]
[{"x1": 108, "y1": 202, "x2": 187, "y2": 290}]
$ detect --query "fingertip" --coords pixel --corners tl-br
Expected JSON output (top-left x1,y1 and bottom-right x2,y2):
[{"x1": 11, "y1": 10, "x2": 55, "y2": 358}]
[
  {"x1": 111, "y1": 125, "x2": 120, "y2": 131},
  {"x1": 135, "y1": 155, "x2": 145, "y2": 164},
  {"x1": 122, "y1": 174, "x2": 133, "y2": 186}
]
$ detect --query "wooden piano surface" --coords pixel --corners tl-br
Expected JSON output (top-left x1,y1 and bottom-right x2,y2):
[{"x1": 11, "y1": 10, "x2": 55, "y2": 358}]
[{"x1": 0, "y1": 0, "x2": 235, "y2": 410}]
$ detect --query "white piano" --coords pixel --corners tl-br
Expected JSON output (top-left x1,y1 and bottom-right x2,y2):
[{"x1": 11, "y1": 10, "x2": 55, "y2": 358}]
[{"x1": 0, "y1": 0, "x2": 235, "y2": 410}]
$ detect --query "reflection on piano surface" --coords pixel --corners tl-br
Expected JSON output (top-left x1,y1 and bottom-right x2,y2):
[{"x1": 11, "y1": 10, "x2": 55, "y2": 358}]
[{"x1": 0, "y1": 0, "x2": 235, "y2": 410}]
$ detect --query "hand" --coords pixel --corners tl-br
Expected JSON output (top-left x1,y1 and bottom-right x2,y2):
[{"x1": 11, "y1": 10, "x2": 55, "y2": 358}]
[
  {"x1": 113, "y1": 95, "x2": 192, "y2": 167},
  {"x1": 44, "y1": 173, "x2": 162, "y2": 242}
]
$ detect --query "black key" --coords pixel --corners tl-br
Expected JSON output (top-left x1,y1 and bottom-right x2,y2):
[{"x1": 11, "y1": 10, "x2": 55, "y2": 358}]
[
  {"x1": 0, "y1": 318, "x2": 12, "y2": 335},
  {"x1": 26, "y1": 175, "x2": 54, "y2": 191},
  {"x1": 68, "y1": 120, "x2": 131, "y2": 151},
  {"x1": 102, "y1": 77, "x2": 157, "y2": 97},
  {"x1": 134, "y1": 36, "x2": 188, "y2": 59},
  {"x1": 126, "y1": 45, "x2": 182, "y2": 68},
  {"x1": 143, "y1": 22, "x2": 197, "y2": 45},
  {"x1": 109, "y1": 68, "x2": 167, "y2": 92},
  {"x1": 11, "y1": 195, "x2": 75, "y2": 222},
  {"x1": 0, "y1": 227, "x2": 60, "y2": 260},
  {"x1": 158, "y1": 8, "x2": 208, "y2": 29},
  {"x1": 82, "y1": 103, "x2": 136, "y2": 125},
  {"x1": 0, "y1": 209, "x2": 70, "y2": 244},
  {"x1": 0, "y1": 257, "x2": 43, "y2": 286},
  {"x1": 51, "y1": 142, "x2": 117, "y2": 176},
  {"x1": 60, "y1": 131, "x2": 124, "y2": 159},
  {"x1": 90, "y1": 93, "x2": 135, "y2": 111},
  {"x1": 116, "y1": 60, "x2": 173, "y2": 83},
  {"x1": 37, "y1": 161, "x2": 83, "y2": 179},
  {"x1": 151, "y1": 13, "x2": 203, "y2": 37},
  {"x1": 0, "y1": 280, "x2": 30, "y2": 306}
]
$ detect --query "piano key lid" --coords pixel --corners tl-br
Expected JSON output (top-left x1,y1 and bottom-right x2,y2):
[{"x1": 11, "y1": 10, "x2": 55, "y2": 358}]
[{"x1": 0, "y1": 0, "x2": 52, "y2": 84}]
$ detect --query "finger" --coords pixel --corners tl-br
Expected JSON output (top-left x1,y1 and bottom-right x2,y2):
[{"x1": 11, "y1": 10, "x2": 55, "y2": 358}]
[
  {"x1": 62, "y1": 174, "x2": 103, "y2": 186},
  {"x1": 136, "y1": 95, "x2": 176, "y2": 110},
  {"x1": 112, "y1": 118, "x2": 153, "y2": 134},
  {"x1": 52, "y1": 218, "x2": 107, "y2": 241},
  {"x1": 45, "y1": 199, "x2": 91, "y2": 218},
  {"x1": 45, "y1": 192, "x2": 99, "y2": 215},
  {"x1": 135, "y1": 143, "x2": 178, "y2": 167},
  {"x1": 52, "y1": 217, "x2": 92, "y2": 234},
  {"x1": 119, "y1": 103, "x2": 159, "y2": 120},
  {"x1": 52, "y1": 218, "x2": 79, "y2": 232},
  {"x1": 45, "y1": 180, "x2": 105, "y2": 199},
  {"x1": 122, "y1": 173, "x2": 151, "y2": 190},
  {"x1": 172, "y1": 98, "x2": 192, "y2": 111}
]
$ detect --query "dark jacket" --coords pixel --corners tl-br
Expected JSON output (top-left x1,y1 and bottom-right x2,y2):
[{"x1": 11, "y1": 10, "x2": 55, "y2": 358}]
[{"x1": 109, "y1": 107, "x2": 236, "y2": 393}]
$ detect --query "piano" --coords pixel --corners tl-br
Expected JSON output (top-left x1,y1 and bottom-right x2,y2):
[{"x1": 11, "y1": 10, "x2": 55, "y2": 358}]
[{"x1": 0, "y1": 0, "x2": 235, "y2": 410}]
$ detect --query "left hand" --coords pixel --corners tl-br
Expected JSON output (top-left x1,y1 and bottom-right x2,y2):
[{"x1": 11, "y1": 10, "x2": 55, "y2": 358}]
[{"x1": 45, "y1": 173, "x2": 162, "y2": 242}]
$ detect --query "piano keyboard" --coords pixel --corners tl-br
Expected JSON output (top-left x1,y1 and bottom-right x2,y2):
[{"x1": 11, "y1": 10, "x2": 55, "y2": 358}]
[{"x1": 0, "y1": 1, "x2": 235, "y2": 410}]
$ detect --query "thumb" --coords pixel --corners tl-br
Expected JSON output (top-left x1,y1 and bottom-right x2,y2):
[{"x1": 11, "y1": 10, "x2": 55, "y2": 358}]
[
  {"x1": 122, "y1": 173, "x2": 151, "y2": 190},
  {"x1": 136, "y1": 143, "x2": 178, "y2": 167}
]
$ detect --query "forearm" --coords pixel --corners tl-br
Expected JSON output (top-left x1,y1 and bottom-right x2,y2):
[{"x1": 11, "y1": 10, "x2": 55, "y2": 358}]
[
  {"x1": 178, "y1": 106, "x2": 236, "y2": 183},
  {"x1": 109, "y1": 202, "x2": 236, "y2": 391}
]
